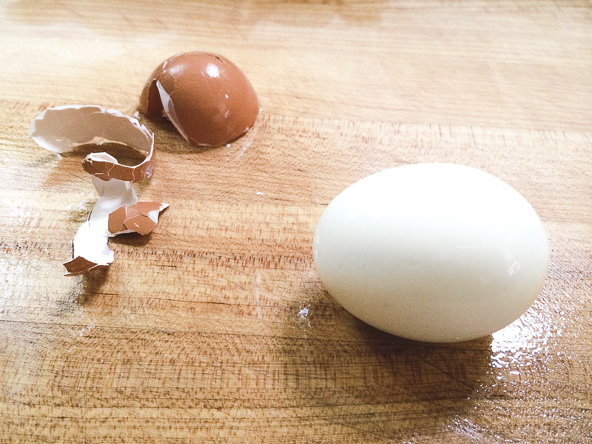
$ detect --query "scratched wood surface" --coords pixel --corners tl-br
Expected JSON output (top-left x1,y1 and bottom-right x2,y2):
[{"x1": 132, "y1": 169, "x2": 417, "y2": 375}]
[{"x1": 1, "y1": 0, "x2": 591, "y2": 442}]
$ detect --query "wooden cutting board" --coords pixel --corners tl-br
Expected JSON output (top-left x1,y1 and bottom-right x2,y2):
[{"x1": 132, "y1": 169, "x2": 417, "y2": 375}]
[{"x1": 1, "y1": 1, "x2": 591, "y2": 442}]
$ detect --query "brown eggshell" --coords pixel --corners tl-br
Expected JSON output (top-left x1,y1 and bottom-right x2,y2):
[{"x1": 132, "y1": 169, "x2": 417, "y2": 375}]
[
  {"x1": 139, "y1": 61, "x2": 166, "y2": 118},
  {"x1": 64, "y1": 256, "x2": 101, "y2": 276},
  {"x1": 140, "y1": 51, "x2": 259, "y2": 147},
  {"x1": 107, "y1": 206, "x2": 128, "y2": 234},
  {"x1": 124, "y1": 211, "x2": 157, "y2": 236},
  {"x1": 107, "y1": 202, "x2": 168, "y2": 236}
]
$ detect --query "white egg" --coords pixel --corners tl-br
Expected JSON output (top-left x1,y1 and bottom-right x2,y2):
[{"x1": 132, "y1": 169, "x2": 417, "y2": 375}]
[{"x1": 313, "y1": 163, "x2": 549, "y2": 343}]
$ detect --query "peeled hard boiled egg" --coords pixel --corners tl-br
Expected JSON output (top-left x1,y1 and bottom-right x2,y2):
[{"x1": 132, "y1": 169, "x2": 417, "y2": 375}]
[{"x1": 313, "y1": 163, "x2": 549, "y2": 343}]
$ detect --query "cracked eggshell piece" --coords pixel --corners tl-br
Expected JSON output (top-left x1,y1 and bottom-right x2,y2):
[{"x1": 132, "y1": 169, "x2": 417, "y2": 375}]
[
  {"x1": 108, "y1": 202, "x2": 169, "y2": 236},
  {"x1": 64, "y1": 256, "x2": 104, "y2": 276},
  {"x1": 66, "y1": 163, "x2": 138, "y2": 275},
  {"x1": 28, "y1": 105, "x2": 168, "y2": 275},
  {"x1": 28, "y1": 105, "x2": 155, "y2": 182},
  {"x1": 139, "y1": 51, "x2": 259, "y2": 147}
]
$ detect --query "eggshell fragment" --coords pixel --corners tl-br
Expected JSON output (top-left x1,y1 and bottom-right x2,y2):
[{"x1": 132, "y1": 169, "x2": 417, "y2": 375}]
[
  {"x1": 140, "y1": 51, "x2": 259, "y2": 147},
  {"x1": 313, "y1": 163, "x2": 549, "y2": 343},
  {"x1": 64, "y1": 256, "x2": 103, "y2": 275},
  {"x1": 29, "y1": 105, "x2": 155, "y2": 183},
  {"x1": 108, "y1": 202, "x2": 169, "y2": 236},
  {"x1": 28, "y1": 105, "x2": 168, "y2": 275}
]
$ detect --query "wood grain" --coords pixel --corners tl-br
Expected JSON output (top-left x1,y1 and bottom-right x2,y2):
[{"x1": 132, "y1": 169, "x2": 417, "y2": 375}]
[{"x1": 1, "y1": 0, "x2": 591, "y2": 442}]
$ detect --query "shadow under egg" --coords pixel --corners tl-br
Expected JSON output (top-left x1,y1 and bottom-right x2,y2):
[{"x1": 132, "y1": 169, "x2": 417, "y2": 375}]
[{"x1": 275, "y1": 290, "x2": 493, "y2": 441}]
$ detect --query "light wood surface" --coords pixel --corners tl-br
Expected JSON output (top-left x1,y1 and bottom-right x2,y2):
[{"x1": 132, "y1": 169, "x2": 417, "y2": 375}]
[{"x1": 1, "y1": 1, "x2": 591, "y2": 442}]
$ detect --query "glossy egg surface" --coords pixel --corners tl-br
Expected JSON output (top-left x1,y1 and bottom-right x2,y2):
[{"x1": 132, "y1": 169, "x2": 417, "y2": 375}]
[
  {"x1": 139, "y1": 51, "x2": 259, "y2": 147},
  {"x1": 313, "y1": 163, "x2": 549, "y2": 343}
]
